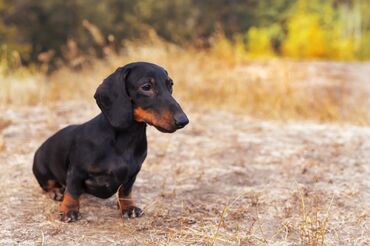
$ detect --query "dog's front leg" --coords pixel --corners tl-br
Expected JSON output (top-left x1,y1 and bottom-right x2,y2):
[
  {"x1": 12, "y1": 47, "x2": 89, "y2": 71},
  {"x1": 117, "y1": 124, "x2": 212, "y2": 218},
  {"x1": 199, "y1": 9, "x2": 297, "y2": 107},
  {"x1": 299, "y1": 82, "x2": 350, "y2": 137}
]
[
  {"x1": 59, "y1": 191, "x2": 80, "y2": 222},
  {"x1": 117, "y1": 184, "x2": 143, "y2": 219},
  {"x1": 59, "y1": 170, "x2": 83, "y2": 222}
]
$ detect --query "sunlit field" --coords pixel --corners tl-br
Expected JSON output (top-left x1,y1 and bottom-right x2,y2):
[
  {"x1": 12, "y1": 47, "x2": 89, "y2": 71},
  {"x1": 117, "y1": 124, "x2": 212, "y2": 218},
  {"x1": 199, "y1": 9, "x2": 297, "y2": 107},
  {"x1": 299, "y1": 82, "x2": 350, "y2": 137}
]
[
  {"x1": 1, "y1": 36, "x2": 370, "y2": 124},
  {"x1": 1, "y1": 38, "x2": 370, "y2": 245},
  {"x1": 1, "y1": 1, "x2": 370, "y2": 245}
]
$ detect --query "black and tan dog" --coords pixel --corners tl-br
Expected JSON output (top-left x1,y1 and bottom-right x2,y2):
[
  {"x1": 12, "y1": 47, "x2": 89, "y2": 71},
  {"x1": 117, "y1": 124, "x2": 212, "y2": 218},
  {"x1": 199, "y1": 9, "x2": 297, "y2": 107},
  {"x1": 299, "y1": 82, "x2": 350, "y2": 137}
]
[{"x1": 33, "y1": 62, "x2": 189, "y2": 222}]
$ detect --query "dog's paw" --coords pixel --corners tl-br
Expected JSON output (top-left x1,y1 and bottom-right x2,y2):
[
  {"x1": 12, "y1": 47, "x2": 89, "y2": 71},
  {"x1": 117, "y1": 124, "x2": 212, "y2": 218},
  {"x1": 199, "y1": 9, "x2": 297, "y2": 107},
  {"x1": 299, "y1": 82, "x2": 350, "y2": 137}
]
[
  {"x1": 59, "y1": 210, "x2": 81, "y2": 223},
  {"x1": 121, "y1": 206, "x2": 143, "y2": 219},
  {"x1": 49, "y1": 187, "x2": 65, "y2": 201}
]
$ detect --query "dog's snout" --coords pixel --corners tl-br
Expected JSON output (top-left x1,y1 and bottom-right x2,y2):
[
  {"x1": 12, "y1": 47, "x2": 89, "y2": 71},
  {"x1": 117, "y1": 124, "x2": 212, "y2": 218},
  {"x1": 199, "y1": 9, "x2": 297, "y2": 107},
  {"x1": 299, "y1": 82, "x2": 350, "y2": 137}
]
[{"x1": 174, "y1": 113, "x2": 189, "y2": 129}]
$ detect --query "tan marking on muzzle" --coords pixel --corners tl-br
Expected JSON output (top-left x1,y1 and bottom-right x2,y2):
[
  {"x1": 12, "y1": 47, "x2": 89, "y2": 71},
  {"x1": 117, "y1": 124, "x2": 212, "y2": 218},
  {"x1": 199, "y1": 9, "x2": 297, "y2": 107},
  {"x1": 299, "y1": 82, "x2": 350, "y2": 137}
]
[
  {"x1": 134, "y1": 107, "x2": 174, "y2": 129},
  {"x1": 134, "y1": 107, "x2": 157, "y2": 124}
]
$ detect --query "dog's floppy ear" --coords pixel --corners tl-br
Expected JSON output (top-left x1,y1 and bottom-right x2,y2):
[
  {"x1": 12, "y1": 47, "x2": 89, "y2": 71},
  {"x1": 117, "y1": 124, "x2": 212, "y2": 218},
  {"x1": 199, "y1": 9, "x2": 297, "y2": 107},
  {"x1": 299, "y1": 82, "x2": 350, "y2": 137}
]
[{"x1": 94, "y1": 66, "x2": 132, "y2": 129}]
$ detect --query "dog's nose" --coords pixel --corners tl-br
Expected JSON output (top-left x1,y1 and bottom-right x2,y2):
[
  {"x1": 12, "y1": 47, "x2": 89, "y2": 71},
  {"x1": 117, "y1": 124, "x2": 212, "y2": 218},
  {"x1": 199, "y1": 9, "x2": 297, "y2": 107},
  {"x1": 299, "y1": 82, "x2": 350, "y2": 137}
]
[{"x1": 174, "y1": 114, "x2": 189, "y2": 129}]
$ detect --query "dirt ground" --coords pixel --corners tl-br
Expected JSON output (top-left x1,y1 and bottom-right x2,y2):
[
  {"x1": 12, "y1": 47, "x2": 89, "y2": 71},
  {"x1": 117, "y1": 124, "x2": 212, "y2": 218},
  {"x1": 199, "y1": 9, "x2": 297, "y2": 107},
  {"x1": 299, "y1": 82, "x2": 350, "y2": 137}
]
[
  {"x1": 1, "y1": 61, "x2": 370, "y2": 245},
  {"x1": 0, "y1": 99, "x2": 369, "y2": 245}
]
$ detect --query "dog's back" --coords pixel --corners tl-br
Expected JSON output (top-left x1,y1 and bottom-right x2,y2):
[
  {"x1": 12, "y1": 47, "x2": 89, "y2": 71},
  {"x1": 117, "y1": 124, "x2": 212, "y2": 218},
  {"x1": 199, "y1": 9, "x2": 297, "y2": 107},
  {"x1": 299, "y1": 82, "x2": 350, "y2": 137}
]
[{"x1": 33, "y1": 125, "x2": 78, "y2": 191}]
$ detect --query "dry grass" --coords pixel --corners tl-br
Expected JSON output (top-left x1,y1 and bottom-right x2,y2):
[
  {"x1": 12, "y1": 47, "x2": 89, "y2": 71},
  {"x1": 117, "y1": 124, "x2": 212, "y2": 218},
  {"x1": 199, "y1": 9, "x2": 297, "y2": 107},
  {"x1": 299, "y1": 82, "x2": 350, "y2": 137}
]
[
  {"x1": 0, "y1": 118, "x2": 12, "y2": 152},
  {"x1": 1, "y1": 35, "x2": 369, "y2": 124},
  {"x1": 298, "y1": 191, "x2": 333, "y2": 245},
  {"x1": 1, "y1": 104, "x2": 369, "y2": 245}
]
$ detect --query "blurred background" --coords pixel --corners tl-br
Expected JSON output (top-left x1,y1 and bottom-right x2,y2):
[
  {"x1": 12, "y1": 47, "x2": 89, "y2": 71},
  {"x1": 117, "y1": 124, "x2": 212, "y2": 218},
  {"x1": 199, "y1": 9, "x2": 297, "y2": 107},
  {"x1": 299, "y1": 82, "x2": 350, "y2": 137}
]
[{"x1": 1, "y1": 0, "x2": 370, "y2": 123}]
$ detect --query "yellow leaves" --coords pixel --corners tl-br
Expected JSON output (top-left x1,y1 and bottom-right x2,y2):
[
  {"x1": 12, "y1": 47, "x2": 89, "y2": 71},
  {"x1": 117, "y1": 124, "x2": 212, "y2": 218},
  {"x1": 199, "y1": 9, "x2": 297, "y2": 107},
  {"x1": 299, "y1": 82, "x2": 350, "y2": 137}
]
[
  {"x1": 283, "y1": 13, "x2": 327, "y2": 58},
  {"x1": 210, "y1": 28, "x2": 277, "y2": 63},
  {"x1": 281, "y1": 0, "x2": 364, "y2": 60},
  {"x1": 246, "y1": 27, "x2": 275, "y2": 59}
]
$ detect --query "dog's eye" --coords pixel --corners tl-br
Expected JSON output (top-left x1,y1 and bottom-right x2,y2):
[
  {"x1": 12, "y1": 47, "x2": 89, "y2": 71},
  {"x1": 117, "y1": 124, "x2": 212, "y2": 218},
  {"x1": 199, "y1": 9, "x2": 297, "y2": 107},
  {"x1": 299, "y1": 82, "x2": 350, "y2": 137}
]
[
  {"x1": 141, "y1": 83, "x2": 152, "y2": 91},
  {"x1": 169, "y1": 81, "x2": 174, "y2": 92}
]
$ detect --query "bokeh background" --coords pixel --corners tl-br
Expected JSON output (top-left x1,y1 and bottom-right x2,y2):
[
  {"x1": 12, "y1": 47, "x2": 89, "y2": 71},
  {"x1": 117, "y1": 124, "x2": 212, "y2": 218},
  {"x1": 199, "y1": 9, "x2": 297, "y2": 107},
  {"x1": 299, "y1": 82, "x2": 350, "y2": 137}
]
[
  {"x1": 1, "y1": 0, "x2": 370, "y2": 124},
  {"x1": 2, "y1": 0, "x2": 370, "y2": 63}
]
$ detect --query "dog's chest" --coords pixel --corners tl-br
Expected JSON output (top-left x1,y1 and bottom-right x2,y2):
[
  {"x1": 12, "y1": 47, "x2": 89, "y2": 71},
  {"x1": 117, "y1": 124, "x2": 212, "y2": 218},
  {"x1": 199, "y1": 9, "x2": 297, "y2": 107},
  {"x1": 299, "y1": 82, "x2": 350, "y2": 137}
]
[
  {"x1": 84, "y1": 148, "x2": 146, "y2": 198},
  {"x1": 83, "y1": 128, "x2": 147, "y2": 198}
]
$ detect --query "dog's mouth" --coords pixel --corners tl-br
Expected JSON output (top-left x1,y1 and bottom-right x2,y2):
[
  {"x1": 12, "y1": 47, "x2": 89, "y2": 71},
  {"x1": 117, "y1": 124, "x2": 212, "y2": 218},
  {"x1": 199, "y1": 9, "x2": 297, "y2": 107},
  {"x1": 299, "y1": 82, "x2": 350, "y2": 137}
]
[
  {"x1": 145, "y1": 121, "x2": 176, "y2": 133},
  {"x1": 154, "y1": 125, "x2": 176, "y2": 133}
]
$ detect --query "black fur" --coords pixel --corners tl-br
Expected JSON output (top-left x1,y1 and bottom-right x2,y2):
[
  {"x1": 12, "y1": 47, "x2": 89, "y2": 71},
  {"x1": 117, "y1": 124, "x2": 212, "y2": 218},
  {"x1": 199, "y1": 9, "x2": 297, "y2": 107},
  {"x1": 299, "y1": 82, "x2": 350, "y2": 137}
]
[{"x1": 33, "y1": 62, "x2": 188, "y2": 219}]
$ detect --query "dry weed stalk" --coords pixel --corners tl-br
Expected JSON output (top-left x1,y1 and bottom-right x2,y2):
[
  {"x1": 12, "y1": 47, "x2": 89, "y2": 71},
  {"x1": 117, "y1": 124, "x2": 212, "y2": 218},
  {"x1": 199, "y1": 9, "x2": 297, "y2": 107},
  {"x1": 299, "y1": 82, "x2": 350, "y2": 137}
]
[
  {"x1": 0, "y1": 118, "x2": 11, "y2": 152},
  {"x1": 299, "y1": 191, "x2": 334, "y2": 246}
]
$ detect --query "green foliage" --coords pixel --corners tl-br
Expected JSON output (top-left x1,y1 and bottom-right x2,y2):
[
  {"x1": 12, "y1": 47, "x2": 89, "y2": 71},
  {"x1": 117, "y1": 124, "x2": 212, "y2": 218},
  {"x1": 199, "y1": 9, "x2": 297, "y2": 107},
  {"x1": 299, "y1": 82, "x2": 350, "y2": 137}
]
[{"x1": 0, "y1": 0, "x2": 370, "y2": 65}]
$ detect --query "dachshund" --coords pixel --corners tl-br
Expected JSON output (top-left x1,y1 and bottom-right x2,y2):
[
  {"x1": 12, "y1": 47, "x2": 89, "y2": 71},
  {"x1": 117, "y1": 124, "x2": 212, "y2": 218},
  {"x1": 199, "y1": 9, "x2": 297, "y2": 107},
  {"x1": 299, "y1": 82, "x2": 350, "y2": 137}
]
[{"x1": 32, "y1": 62, "x2": 189, "y2": 222}]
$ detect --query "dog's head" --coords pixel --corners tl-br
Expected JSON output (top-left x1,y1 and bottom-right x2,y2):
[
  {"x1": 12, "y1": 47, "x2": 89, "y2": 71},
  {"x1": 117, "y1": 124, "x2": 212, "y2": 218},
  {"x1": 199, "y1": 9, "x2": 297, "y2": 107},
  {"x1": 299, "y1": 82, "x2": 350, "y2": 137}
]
[{"x1": 94, "y1": 62, "x2": 189, "y2": 132}]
